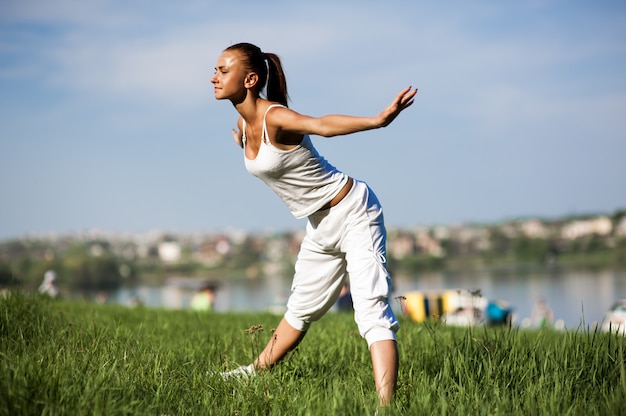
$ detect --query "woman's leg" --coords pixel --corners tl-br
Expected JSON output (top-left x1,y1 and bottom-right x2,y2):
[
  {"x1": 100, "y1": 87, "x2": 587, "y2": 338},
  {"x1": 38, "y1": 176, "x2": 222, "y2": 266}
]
[
  {"x1": 369, "y1": 339, "x2": 398, "y2": 406},
  {"x1": 221, "y1": 216, "x2": 343, "y2": 380},
  {"x1": 249, "y1": 210, "x2": 346, "y2": 372},
  {"x1": 220, "y1": 317, "x2": 306, "y2": 379},
  {"x1": 253, "y1": 317, "x2": 307, "y2": 370},
  {"x1": 340, "y1": 181, "x2": 400, "y2": 406}
]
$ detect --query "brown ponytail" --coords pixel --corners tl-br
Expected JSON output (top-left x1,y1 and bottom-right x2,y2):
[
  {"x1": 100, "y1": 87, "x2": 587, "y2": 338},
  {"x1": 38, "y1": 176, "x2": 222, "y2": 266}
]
[{"x1": 224, "y1": 43, "x2": 289, "y2": 107}]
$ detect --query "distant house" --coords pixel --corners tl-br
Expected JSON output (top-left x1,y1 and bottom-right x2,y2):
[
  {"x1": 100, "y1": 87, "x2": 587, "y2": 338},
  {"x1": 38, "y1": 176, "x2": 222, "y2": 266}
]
[
  {"x1": 158, "y1": 241, "x2": 182, "y2": 263},
  {"x1": 521, "y1": 219, "x2": 548, "y2": 239},
  {"x1": 388, "y1": 232, "x2": 416, "y2": 259},
  {"x1": 561, "y1": 216, "x2": 612, "y2": 240},
  {"x1": 616, "y1": 217, "x2": 626, "y2": 238},
  {"x1": 415, "y1": 229, "x2": 444, "y2": 257}
]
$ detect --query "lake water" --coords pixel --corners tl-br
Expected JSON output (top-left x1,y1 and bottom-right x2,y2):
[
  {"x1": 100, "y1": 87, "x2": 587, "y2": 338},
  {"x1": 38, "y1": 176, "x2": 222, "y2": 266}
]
[{"x1": 110, "y1": 268, "x2": 626, "y2": 330}]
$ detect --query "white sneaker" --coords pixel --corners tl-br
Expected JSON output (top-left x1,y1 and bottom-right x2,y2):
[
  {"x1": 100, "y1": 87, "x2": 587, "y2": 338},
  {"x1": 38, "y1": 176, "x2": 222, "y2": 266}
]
[{"x1": 219, "y1": 364, "x2": 255, "y2": 381}]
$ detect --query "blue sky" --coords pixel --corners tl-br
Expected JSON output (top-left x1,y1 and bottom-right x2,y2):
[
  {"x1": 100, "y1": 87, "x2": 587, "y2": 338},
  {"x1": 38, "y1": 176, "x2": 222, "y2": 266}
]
[{"x1": 1, "y1": 0, "x2": 625, "y2": 239}]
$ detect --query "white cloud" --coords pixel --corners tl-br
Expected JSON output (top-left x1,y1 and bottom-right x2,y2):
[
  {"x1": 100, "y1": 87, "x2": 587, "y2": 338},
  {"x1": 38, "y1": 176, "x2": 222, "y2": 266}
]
[{"x1": 46, "y1": 29, "x2": 217, "y2": 107}]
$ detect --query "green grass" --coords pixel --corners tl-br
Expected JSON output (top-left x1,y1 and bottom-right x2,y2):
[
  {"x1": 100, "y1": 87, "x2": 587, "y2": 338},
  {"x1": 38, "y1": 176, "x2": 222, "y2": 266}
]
[{"x1": 1, "y1": 292, "x2": 625, "y2": 415}]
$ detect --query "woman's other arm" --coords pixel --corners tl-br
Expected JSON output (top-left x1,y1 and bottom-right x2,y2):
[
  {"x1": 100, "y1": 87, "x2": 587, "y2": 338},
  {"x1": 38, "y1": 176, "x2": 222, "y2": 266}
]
[{"x1": 273, "y1": 87, "x2": 417, "y2": 138}]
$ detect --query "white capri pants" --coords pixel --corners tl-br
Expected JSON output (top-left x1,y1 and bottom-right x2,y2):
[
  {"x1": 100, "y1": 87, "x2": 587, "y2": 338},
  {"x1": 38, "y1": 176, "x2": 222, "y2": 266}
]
[{"x1": 284, "y1": 179, "x2": 400, "y2": 347}]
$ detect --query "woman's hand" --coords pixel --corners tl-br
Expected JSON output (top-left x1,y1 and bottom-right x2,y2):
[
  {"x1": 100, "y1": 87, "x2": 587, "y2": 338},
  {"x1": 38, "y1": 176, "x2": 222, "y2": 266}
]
[
  {"x1": 232, "y1": 128, "x2": 243, "y2": 147},
  {"x1": 232, "y1": 117, "x2": 244, "y2": 147},
  {"x1": 377, "y1": 86, "x2": 418, "y2": 128}
]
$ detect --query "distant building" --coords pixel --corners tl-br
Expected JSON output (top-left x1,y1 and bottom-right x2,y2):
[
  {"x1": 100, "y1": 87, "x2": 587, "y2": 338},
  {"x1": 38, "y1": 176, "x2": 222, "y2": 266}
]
[
  {"x1": 158, "y1": 242, "x2": 182, "y2": 263},
  {"x1": 521, "y1": 219, "x2": 548, "y2": 239},
  {"x1": 616, "y1": 217, "x2": 626, "y2": 238},
  {"x1": 561, "y1": 216, "x2": 612, "y2": 240},
  {"x1": 388, "y1": 232, "x2": 415, "y2": 259},
  {"x1": 415, "y1": 229, "x2": 444, "y2": 257}
]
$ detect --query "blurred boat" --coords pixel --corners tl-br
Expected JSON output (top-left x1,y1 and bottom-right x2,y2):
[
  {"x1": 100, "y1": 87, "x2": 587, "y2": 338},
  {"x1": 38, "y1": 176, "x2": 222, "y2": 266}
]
[
  {"x1": 600, "y1": 299, "x2": 626, "y2": 335},
  {"x1": 399, "y1": 288, "x2": 513, "y2": 327}
]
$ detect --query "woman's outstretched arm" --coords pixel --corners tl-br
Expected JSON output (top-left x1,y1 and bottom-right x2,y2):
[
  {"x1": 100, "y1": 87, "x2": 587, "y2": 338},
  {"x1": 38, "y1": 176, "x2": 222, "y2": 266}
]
[{"x1": 273, "y1": 87, "x2": 417, "y2": 138}]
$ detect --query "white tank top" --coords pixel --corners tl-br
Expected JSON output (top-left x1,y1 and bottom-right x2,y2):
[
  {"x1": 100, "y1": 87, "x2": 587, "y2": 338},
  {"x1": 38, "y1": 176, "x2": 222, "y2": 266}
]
[{"x1": 243, "y1": 105, "x2": 349, "y2": 218}]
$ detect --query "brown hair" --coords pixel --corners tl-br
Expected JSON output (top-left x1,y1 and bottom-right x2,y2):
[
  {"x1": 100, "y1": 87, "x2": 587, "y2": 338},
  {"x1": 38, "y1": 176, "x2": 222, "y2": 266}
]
[{"x1": 224, "y1": 42, "x2": 289, "y2": 107}]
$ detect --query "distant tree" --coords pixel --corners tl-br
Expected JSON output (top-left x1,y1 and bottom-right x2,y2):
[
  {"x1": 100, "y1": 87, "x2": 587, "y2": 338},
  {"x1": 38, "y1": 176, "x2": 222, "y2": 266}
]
[
  {"x1": 513, "y1": 237, "x2": 549, "y2": 262},
  {"x1": 488, "y1": 228, "x2": 512, "y2": 257},
  {"x1": 59, "y1": 242, "x2": 129, "y2": 289},
  {"x1": 0, "y1": 262, "x2": 19, "y2": 286},
  {"x1": 64, "y1": 254, "x2": 124, "y2": 289},
  {"x1": 229, "y1": 236, "x2": 263, "y2": 270}
]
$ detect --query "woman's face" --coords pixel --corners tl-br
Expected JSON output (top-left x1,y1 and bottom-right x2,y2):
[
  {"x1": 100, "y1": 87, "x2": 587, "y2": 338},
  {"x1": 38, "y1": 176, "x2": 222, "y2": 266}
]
[{"x1": 211, "y1": 51, "x2": 247, "y2": 102}]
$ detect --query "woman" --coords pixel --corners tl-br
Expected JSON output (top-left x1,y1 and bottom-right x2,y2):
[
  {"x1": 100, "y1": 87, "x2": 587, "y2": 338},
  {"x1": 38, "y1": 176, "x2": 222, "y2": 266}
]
[{"x1": 211, "y1": 42, "x2": 416, "y2": 406}]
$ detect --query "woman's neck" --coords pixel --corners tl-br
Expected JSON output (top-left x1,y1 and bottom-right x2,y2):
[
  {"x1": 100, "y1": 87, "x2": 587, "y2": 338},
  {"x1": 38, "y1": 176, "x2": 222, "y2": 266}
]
[{"x1": 235, "y1": 96, "x2": 267, "y2": 125}]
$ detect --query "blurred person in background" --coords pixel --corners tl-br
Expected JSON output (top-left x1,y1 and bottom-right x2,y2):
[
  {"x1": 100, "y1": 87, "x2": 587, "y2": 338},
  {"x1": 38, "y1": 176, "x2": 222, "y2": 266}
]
[
  {"x1": 191, "y1": 284, "x2": 216, "y2": 311},
  {"x1": 531, "y1": 297, "x2": 554, "y2": 328},
  {"x1": 38, "y1": 270, "x2": 58, "y2": 298}
]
